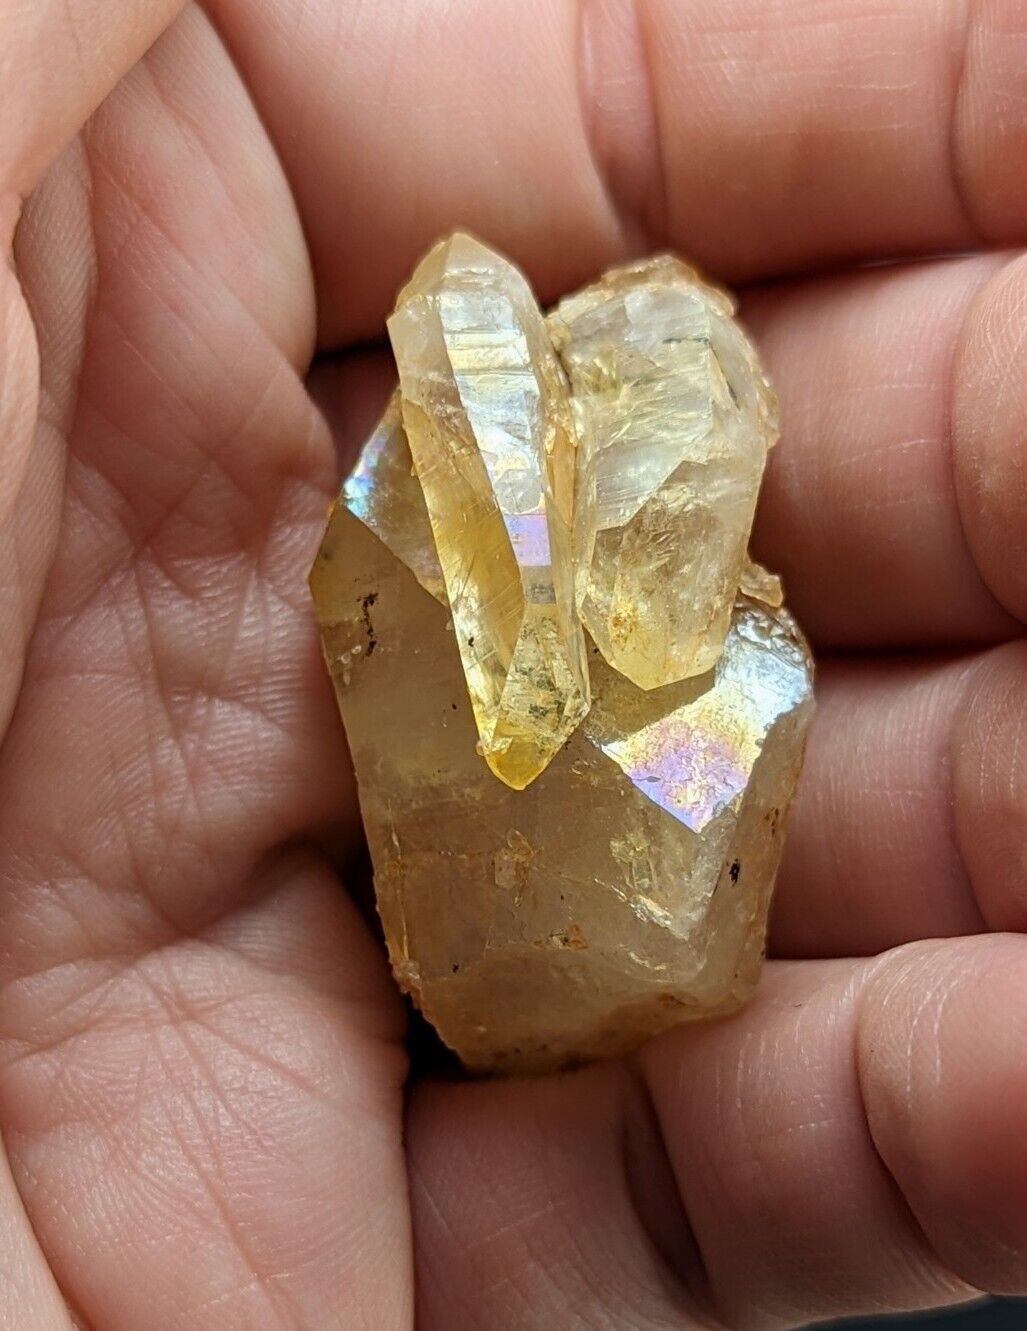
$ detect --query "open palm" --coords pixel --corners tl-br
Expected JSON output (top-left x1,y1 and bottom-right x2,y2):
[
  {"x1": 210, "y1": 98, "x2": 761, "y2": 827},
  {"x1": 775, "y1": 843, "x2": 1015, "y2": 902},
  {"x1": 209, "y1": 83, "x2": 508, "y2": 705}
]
[{"x1": 2, "y1": 2, "x2": 1026, "y2": 1327}]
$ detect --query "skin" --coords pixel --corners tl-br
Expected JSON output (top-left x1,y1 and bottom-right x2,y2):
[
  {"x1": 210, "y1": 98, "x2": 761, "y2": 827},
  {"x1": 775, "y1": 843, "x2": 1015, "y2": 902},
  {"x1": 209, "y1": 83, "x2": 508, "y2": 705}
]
[{"x1": 1, "y1": 0, "x2": 1026, "y2": 1326}]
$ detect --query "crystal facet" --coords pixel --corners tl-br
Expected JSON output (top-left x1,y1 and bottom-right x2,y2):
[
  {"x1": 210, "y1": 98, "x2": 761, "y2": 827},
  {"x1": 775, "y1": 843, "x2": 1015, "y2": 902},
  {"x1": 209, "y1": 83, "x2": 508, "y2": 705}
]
[
  {"x1": 386, "y1": 233, "x2": 589, "y2": 790},
  {"x1": 311, "y1": 400, "x2": 813, "y2": 1074},
  {"x1": 548, "y1": 257, "x2": 779, "y2": 690}
]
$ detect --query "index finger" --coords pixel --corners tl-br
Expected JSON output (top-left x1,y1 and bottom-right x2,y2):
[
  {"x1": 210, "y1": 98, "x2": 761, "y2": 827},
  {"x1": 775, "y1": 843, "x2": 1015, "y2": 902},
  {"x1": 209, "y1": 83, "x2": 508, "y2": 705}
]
[{"x1": 209, "y1": 0, "x2": 1027, "y2": 344}]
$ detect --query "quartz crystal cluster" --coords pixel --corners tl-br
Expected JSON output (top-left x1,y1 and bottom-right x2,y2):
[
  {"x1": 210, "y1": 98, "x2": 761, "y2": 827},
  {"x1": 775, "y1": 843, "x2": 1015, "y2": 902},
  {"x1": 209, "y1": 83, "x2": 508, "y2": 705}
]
[{"x1": 311, "y1": 234, "x2": 813, "y2": 1073}]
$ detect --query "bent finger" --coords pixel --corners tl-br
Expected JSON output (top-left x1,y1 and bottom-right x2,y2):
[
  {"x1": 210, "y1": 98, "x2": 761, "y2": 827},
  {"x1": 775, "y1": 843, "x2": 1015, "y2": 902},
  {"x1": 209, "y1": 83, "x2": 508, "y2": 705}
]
[
  {"x1": 314, "y1": 254, "x2": 1027, "y2": 651},
  {"x1": 745, "y1": 254, "x2": 1020, "y2": 647},
  {"x1": 772, "y1": 641, "x2": 1027, "y2": 958},
  {"x1": 409, "y1": 936, "x2": 1027, "y2": 1330},
  {"x1": 211, "y1": 0, "x2": 1027, "y2": 343}
]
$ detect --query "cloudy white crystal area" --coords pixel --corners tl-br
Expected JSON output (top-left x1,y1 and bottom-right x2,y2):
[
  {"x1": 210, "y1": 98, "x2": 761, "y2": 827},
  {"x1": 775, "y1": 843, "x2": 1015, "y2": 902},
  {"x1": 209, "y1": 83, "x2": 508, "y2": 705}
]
[{"x1": 549, "y1": 256, "x2": 779, "y2": 690}]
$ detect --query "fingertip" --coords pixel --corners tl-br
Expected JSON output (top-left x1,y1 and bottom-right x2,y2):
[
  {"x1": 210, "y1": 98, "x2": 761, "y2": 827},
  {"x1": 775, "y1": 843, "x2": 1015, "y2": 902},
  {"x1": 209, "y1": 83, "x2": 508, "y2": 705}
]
[
  {"x1": 952, "y1": 252, "x2": 1027, "y2": 625},
  {"x1": 637, "y1": 959, "x2": 972, "y2": 1324},
  {"x1": 952, "y1": 642, "x2": 1027, "y2": 932},
  {"x1": 859, "y1": 935, "x2": 1027, "y2": 1295}
]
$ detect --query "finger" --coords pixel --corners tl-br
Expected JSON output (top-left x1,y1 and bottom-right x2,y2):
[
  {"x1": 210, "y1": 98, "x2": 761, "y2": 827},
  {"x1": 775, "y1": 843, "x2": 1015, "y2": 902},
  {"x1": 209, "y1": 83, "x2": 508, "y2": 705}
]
[
  {"x1": 0, "y1": 252, "x2": 41, "y2": 737},
  {"x1": 641, "y1": 938, "x2": 1027, "y2": 1317},
  {"x1": 210, "y1": 0, "x2": 1027, "y2": 344},
  {"x1": 771, "y1": 642, "x2": 1027, "y2": 958},
  {"x1": 312, "y1": 253, "x2": 1027, "y2": 651},
  {"x1": 952, "y1": 250, "x2": 1027, "y2": 623},
  {"x1": 409, "y1": 937, "x2": 1027, "y2": 1331},
  {"x1": 0, "y1": 140, "x2": 100, "y2": 744},
  {"x1": 745, "y1": 253, "x2": 1021, "y2": 647}
]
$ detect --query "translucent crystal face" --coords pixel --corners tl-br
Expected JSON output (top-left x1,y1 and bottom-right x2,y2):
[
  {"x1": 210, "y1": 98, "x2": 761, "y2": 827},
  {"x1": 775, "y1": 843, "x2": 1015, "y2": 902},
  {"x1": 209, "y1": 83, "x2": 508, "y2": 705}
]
[
  {"x1": 548, "y1": 256, "x2": 779, "y2": 690},
  {"x1": 386, "y1": 233, "x2": 589, "y2": 790},
  {"x1": 342, "y1": 394, "x2": 445, "y2": 602}
]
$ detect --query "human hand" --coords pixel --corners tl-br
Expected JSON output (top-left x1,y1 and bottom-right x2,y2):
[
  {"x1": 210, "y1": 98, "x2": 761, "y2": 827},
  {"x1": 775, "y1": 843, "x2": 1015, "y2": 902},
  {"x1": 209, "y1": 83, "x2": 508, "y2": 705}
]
[{"x1": 2, "y1": 2, "x2": 1026, "y2": 1327}]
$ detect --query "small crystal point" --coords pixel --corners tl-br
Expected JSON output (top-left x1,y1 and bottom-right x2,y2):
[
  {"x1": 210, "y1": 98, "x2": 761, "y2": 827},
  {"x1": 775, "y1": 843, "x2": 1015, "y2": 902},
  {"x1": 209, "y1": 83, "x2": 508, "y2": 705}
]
[
  {"x1": 740, "y1": 556, "x2": 784, "y2": 608},
  {"x1": 387, "y1": 232, "x2": 589, "y2": 790},
  {"x1": 548, "y1": 256, "x2": 779, "y2": 691}
]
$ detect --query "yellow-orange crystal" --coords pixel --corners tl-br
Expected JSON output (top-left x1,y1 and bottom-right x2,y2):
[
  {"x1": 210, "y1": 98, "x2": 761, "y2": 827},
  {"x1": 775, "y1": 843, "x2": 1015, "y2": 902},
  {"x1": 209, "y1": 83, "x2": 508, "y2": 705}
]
[
  {"x1": 311, "y1": 235, "x2": 813, "y2": 1072},
  {"x1": 387, "y1": 233, "x2": 589, "y2": 790}
]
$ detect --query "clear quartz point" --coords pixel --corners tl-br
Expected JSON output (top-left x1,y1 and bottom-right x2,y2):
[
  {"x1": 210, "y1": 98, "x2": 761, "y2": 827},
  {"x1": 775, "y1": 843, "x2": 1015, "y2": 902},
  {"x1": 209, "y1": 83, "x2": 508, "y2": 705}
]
[{"x1": 386, "y1": 233, "x2": 589, "y2": 790}]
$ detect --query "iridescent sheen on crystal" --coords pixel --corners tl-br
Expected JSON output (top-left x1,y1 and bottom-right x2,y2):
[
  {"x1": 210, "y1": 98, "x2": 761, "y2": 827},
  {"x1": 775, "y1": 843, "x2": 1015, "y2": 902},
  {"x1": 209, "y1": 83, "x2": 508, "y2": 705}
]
[
  {"x1": 386, "y1": 233, "x2": 589, "y2": 790},
  {"x1": 548, "y1": 256, "x2": 779, "y2": 690}
]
